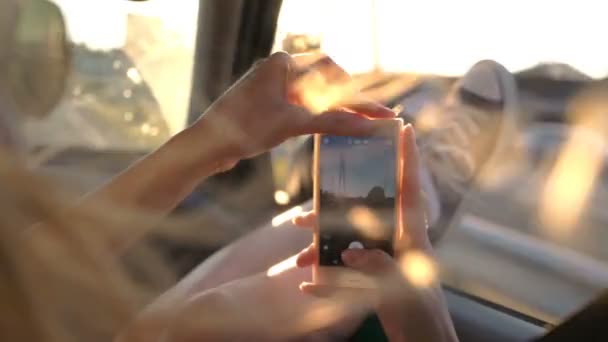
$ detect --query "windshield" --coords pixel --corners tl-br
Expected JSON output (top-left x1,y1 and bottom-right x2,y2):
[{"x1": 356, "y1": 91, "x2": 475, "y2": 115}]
[
  {"x1": 273, "y1": 0, "x2": 608, "y2": 324},
  {"x1": 274, "y1": 0, "x2": 607, "y2": 78},
  {"x1": 26, "y1": 0, "x2": 198, "y2": 151}
]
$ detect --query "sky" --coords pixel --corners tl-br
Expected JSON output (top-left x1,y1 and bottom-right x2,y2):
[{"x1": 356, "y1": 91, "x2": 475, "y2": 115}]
[
  {"x1": 52, "y1": 0, "x2": 608, "y2": 77},
  {"x1": 52, "y1": 0, "x2": 198, "y2": 50},
  {"x1": 275, "y1": 0, "x2": 608, "y2": 77},
  {"x1": 320, "y1": 136, "x2": 396, "y2": 198}
]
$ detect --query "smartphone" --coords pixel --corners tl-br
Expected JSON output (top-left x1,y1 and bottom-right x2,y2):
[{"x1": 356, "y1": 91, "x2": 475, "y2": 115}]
[{"x1": 313, "y1": 119, "x2": 402, "y2": 287}]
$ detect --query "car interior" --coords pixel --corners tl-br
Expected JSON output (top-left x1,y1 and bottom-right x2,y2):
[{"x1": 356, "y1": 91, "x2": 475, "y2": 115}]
[{"x1": 26, "y1": 0, "x2": 608, "y2": 340}]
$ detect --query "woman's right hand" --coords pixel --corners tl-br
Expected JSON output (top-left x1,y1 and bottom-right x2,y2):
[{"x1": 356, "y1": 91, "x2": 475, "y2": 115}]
[
  {"x1": 293, "y1": 125, "x2": 459, "y2": 342},
  {"x1": 294, "y1": 124, "x2": 433, "y2": 269}
]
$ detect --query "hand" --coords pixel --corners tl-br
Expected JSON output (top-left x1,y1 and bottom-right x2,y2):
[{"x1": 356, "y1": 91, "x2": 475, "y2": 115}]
[
  {"x1": 294, "y1": 124, "x2": 432, "y2": 269},
  {"x1": 186, "y1": 52, "x2": 396, "y2": 164},
  {"x1": 292, "y1": 125, "x2": 459, "y2": 342}
]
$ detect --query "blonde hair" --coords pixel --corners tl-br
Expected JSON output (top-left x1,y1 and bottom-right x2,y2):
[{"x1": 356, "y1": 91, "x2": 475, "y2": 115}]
[
  {"x1": 0, "y1": 2, "x2": 248, "y2": 339},
  {"x1": 0, "y1": 145, "x2": 244, "y2": 341}
]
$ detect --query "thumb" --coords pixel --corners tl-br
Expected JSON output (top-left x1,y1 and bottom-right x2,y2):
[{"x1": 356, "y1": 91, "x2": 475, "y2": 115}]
[
  {"x1": 399, "y1": 124, "x2": 431, "y2": 252},
  {"x1": 295, "y1": 244, "x2": 318, "y2": 268},
  {"x1": 341, "y1": 249, "x2": 395, "y2": 274},
  {"x1": 301, "y1": 111, "x2": 380, "y2": 136}
]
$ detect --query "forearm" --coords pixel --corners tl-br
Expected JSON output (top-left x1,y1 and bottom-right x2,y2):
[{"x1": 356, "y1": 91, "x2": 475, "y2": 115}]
[
  {"x1": 89, "y1": 134, "x2": 214, "y2": 211},
  {"x1": 82, "y1": 119, "x2": 238, "y2": 252}
]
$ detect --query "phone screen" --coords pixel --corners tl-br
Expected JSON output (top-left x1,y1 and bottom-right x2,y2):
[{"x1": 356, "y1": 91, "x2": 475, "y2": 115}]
[{"x1": 318, "y1": 133, "x2": 397, "y2": 267}]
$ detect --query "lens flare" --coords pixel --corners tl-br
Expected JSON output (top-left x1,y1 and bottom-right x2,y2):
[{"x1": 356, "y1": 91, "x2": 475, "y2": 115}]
[
  {"x1": 540, "y1": 89, "x2": 608, "y2": 233},
  {"x1": 126, "y1": 67, "x2": 142, "y2": 84},
  {"x1": 347, "y1": 205, "x2": 385, "y2": 240},
  {"x1": 274, "y1": 190, "x2": 291, "y2": 205},
  {"x1": 272, "y1": 206, "x2": 303, "y2": 227},
  {"x1": 540, "y1": 128, "x2": 604, "y2": 232},
  {"x1": 399, "y1": 250, "x2": 437, "y2": 288},
  {"x1": 291, "y1": 69, "x2": 357, "y2": 114},
  {"x1": 266, "y1": 254, "x2": 298, "y2": 277}
]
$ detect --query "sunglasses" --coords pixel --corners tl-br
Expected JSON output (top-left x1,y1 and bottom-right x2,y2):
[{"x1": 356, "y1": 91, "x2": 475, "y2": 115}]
[{"x1": 5, "y1": 0, "x2": 70, "y2": 118}]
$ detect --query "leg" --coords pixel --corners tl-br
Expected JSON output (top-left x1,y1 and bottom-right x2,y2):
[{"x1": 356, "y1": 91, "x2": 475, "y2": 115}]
[
  {"x1": 171, "y1": 201, "x2": 313, "y2": 296},
  {"x1": 148, "y1": 201, "x2": 364, "y2": 341},
  {"x1": 176, "y1": 159, "x2": 441, "y2": 294}
]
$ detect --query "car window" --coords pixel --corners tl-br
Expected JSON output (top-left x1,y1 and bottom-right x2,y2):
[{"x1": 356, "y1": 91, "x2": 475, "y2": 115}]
[
  {"x1": 273, "y1": 0, "x2": 608, "y2": 324},
  {"x1": 27, "y1": 0, "x2": 199, "y2": 151},
  {"x1": 274, "y1": 0, "x2": 607, "y2": 77}
]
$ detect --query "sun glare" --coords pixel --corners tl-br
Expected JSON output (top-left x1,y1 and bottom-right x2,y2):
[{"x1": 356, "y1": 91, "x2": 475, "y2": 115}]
[
  {"x1": 347, "y1": 206, "x2": 385, "y2": 240},
  {"x1": 266, "y1": 254, "x2": 298, "y2": 277},
  {"x1": 54, "y1": 0, "x2": 608, "y2": 76},
  {"x1": 277, "y1": 0, "x2": 608, "y2": 77},
  {"x1": 291, "y1": 69, "x2": 358, "y2": 114},
  {"x1": 540, "y1": 130, "x2": 604, "y2": 232},
  {"x1": 52, "y1": 0, "x2": 198, "y2": 50},
  {"x1": 274, "y1": 190, "x2": 291, "y2": 205},
  {"x1": 399, "y1": 250, "x2": 437, "y2": 288},
  {"x1": 272, "y1": 206, "x2": 303, "y2": 227},
  {"x1": 540, "y1": 98, "x2": 608, "y2": 234}
]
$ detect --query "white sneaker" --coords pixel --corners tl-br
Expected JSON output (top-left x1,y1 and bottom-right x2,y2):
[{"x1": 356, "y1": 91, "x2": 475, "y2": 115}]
[{"x1": 415, "y1": 60, "x2": 521, "y2": 241}]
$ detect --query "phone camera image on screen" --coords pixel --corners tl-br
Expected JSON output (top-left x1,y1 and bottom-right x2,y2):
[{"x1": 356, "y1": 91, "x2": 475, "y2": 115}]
[{"x1": 319, "y1": 134, "x2": 396, "y2": 267}]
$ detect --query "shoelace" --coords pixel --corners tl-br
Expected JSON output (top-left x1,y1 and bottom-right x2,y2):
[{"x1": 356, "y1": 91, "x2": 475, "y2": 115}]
[{"x1": 418, "y1": 104, "x2": 490, "y2": 195}]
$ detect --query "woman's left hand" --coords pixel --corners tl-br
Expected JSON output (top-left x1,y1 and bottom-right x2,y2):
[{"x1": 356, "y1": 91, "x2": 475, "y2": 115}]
[{"x1": 183, "y1": 52, "x2": 395, "y2": 168}]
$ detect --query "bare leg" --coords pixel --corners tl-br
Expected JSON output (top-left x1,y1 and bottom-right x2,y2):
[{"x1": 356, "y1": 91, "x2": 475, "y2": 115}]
[
  {"x1": 149, "y1": 201, "x2": 364, "y2": 340},
  {"x1": 175, "y1": 159, "x2": 440, "y2": 294},
  {"x1": 174, "y1": 201, "x2": 313, "y2": 295}
]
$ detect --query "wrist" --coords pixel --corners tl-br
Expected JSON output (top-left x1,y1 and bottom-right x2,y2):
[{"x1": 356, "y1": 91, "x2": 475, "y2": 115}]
[{"x1": 167, "y1": 119, "x2": 241, "y2": 180}]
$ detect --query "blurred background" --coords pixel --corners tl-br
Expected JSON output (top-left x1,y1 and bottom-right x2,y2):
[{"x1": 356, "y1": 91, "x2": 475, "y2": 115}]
[{"x1": 28, "y1": 0, "x2": 608, "y2": 329}]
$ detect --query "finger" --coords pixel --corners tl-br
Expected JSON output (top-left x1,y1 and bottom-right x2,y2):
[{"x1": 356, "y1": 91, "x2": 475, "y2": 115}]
[
  {"x1": 291, "y1": 53, "x2": 329, "y2": 69},
  {"x1": 299, "y1": 111, "x2": 379, "y2": 136},
  {"x1": 296, "y1": 244, "x2": 318, "y2": 268},
  {"x1": 250, "y1": 57, "x2": 268, "y2": 69},
  {"x1": 341, "y1": 249, "x2": 394, "y2": 274},
  {"x1": 399, "y1": 124, "x2": 431, "y2": 250},
  {"x1": 338, "y1": 100, "x2": 397, "y2": 119},
  {"x1": 256, "y1": 51, "x2": 293, "y2": 96},
  {"x1": 401, "y1": 124, "x2": 423, "y2": 208},
  {"x1": 288, "y1": 54, "x2": 353, "y2": 110},
  {"x1": 289, "y1": 54, "x2": 394, "y2": 120},
  {"x1": 291, "y1": 54, "x2": 349, "y2": 82},
  {"x1": 292, "y1": 211, "x2": 316, "y2": 227}
]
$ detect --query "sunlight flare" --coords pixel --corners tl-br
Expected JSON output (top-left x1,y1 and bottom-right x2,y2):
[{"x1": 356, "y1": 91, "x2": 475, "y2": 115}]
[
  {"x1": 399, "y1": 250, "x2": 437, "y2": 288},
  {"x1": 266, "y1": 254, "x2": 298, "y2": 277},
  {"x1": 274, "y1": 190, "x2": 291, "y2": 205},
  {"x1": 272, "y1": 206, "x2": 303, "y2": 227}
]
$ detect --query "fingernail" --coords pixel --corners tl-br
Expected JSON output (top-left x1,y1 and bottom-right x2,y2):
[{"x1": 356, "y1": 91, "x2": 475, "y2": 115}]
[
  {"x1": 299, "y1": 245, "x2": 311, "y2": 256},
  {"x1": 403, "y1": 123, "x2": 416, "y2": 140},
  {"x1": 382, "y1": 106, "x2": 398, "y2": 116},
  {"x1": 295, "y1": 247, "x2": 308, "y2": 265},
  {"x1": 371, "y1": 104, "x2": 397, "y2": 117},
  {"x1": 299, "y1": 282, "x2": 313, "y2": 292},
  {"x1": 342, "y1": 249, "x2": 364, "y2": 264}
]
